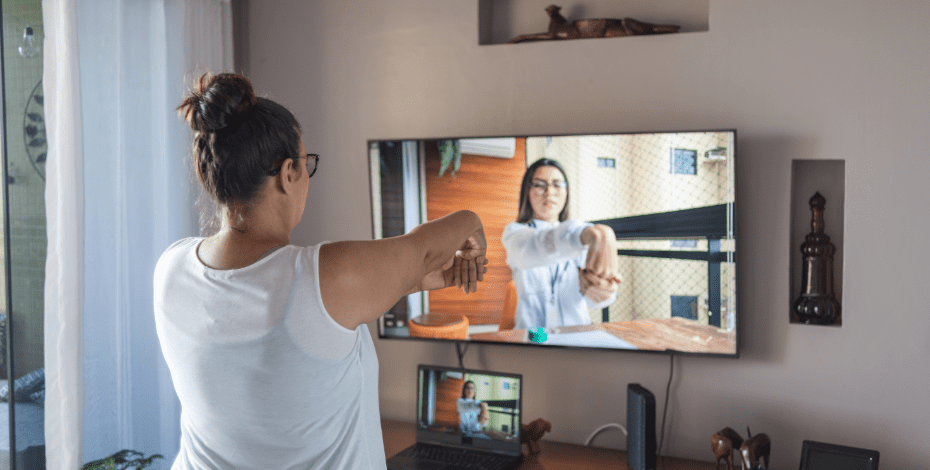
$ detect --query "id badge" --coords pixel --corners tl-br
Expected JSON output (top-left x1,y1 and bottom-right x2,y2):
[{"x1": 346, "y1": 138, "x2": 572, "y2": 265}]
[{"x1": 545, "y1": 300, "x2": 560, "y2": 327}]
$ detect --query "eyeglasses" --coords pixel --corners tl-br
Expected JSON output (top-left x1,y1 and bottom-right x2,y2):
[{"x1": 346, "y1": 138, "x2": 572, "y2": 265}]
[
  {"x1": 269, "y1": 153, "x2": 320, "y2": 178},
  {"x1": 530, "y1": 179, "x2": 567, "y2": 194}
]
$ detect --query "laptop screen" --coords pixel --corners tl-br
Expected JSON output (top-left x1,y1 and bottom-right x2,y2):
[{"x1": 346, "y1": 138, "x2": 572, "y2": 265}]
[{"x1": 415, "y1": 365, "x2": 522, "y2": 456}]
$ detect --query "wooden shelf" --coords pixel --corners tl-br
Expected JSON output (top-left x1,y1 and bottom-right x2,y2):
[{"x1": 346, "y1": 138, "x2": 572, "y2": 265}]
[
  {"x1": 478, "y1": 0, "x2": 710, "y2": 46},
  {"x1": 383, "y1": 418, "x2": 717, "y2": 469}
]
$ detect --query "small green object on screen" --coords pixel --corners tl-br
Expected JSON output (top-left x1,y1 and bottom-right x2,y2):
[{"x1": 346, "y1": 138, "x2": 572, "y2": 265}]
[{"x1": 529, "y1": 326, "x2": 548, "y2": 343}]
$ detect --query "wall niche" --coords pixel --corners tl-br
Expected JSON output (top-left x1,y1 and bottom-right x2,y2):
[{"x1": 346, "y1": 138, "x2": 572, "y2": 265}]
[
  {"x1": 478, "y1": 0, "x2": 710, "y2": 45},
  {"x1": 789, "y1": 160, "x2": 845, "y2": 326}
]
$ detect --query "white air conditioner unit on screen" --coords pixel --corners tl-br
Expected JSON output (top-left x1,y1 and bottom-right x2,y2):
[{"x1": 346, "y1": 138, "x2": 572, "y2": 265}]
[{"x1": 459, "y1": 138, "x2": 516, "y2": 159}]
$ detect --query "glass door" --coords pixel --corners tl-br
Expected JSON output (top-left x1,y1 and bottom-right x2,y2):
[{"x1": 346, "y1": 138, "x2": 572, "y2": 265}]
[{"x1": 1, "y1": 0, "x2": 47, "y2": 467}]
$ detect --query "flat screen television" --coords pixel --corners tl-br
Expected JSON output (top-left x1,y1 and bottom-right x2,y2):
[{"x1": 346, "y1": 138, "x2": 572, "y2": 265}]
[{"x1": 369, "y1": 130, "x2": 737, "y2": 356}]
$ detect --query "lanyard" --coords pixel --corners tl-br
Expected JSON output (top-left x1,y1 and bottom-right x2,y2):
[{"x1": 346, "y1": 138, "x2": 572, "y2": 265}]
[
  {"x1": 549, "y1": 263, "x2": 562, "y2": 298},
  {"x1": 531, "y1": 219, "x2": 565, "y2": 326}
]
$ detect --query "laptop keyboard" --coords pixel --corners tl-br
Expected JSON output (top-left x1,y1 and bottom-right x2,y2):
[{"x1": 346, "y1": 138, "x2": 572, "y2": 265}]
[{"x1": 400, "y1": 444, "x2": 513, "y2": 469}]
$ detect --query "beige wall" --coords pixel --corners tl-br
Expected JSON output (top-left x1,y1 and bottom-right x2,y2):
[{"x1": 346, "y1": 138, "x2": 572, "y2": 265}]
[{"x1": 236, "y1": 1, "x2": 930, "y2": 467}]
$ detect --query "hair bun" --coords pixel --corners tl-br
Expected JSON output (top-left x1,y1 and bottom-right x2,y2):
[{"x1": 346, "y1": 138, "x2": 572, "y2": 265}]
[{"x1": 178, "y1": 73, "x2": 258, "y2": 133}]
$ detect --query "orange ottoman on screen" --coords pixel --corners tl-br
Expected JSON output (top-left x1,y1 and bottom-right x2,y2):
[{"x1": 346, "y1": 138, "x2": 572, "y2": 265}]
[{"x1": 408, "y1": 313, "x2": 469, "y2": 340}]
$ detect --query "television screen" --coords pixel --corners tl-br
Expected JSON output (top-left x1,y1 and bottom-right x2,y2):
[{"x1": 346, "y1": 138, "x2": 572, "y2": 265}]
[{"x1": 369, "y1": 130, "x2": 737, "y2": 356}]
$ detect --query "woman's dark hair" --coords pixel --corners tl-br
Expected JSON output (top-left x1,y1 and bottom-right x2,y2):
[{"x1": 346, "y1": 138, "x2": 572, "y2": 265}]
[
  {"x1": 461, "y1": 380, "x2": 476, "y2": 399},
  {"x1": 516, "y1": 158, "x2": 570, "y2": 224},
  {"x1": 177, "y1": 73, "x2": 301, "y2": 208}
]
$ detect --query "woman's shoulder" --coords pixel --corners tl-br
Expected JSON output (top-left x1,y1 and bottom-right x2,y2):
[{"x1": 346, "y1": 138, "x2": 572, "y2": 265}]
[
  {"x1": 154, "y1": 238, "x2": 203, "y2": 285},
  {"x1": 250, "y1": 243, "x2": 328, "y2": 278},
  {"x1": 156, "y1": 237, "x2": 201, "y2": 266},
  {"x1": 164, "y1": 237, "x2": 201, "y2": 253},
  {"x1": 285, "y1": 241, "x2": 329, "y2": 266},
  {"x1": 502, "y1": 221, "x2": 531, "y2": 236}
]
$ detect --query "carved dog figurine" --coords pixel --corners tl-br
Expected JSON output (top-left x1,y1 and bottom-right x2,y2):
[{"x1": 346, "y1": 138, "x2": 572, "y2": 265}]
[
  {"x1": 520, "y1": 418, "x2": 552, "y2": 455},
  {"x1": 711, "y1": 427, "x2": 744, "y2": 470},
  {"x1": 509, "y1": 4, "x2": 680, "y2": 43},
  {"x1": 739, "y1": 433, "x2": 771, "y2": 470}
]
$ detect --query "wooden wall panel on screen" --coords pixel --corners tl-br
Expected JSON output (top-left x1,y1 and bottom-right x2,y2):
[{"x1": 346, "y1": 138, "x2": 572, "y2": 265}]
[
  {"x1": 433, "y1": 376, "x2": 464, "y2": 429},
  {"x1": 425, "y1": 138, "x2": 526, "y2": 323}
]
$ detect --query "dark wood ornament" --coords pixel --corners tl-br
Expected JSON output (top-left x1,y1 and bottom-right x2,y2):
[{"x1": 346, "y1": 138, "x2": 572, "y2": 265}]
[
  {"x1": 794, "y1": 192, "x2": 841, "y2": 325},
  {"x1": 711, "y1": 427, "x2": 744, "y2": 470},
  {"x1": 520, "y1": 418, "x2": 552, "y2": 455},
  {"x1": 509, "y1": 4, "x2": 680, "y2": 44},
  {"x1": 739, "y1": 432, "x2": 771, "y2": 470}
]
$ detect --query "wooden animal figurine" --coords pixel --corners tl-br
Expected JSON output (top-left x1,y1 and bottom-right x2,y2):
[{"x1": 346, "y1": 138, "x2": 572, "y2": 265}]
[
  {"x1": 520, "y1": 418, "x2": 552, "y2": 455},
  {"x1": 711, "y1": 427, "x2": 744, "y2": 470},
  {"x1": 739, "y1": 432, "x2": 771, "y2": 470},
  {"x1": 509, "y1": 4, "x2": 681, "y2": 43}
]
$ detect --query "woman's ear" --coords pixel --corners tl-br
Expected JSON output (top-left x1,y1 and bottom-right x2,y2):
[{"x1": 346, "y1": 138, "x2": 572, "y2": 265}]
[{"x1": 276, "y1": 158, "x2": 301, "y2": 194}]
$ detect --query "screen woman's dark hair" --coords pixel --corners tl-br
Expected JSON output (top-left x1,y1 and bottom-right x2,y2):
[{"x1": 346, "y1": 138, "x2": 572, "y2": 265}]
[
  {"x1": 516, "y1": 158, "x2": 570, "y2": 224},
  {"x1": 177, "y1": 73, "x2": 302, "y2": 207},
  {"x1": 461, "y1": 380, "x2": 476, "y2": 399}
]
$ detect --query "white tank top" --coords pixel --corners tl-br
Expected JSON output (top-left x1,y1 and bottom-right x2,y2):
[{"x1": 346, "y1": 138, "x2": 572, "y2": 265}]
[{"x1": 154, "y1": 238, "x2": 385, "y2": 469}]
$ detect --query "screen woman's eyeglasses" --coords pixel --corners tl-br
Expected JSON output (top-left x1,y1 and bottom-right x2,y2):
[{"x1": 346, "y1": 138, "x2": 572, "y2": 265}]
[
  {"x1": 530, "y1": 179, "x2": 567, "y2": 194},
  {"x1": 269, "y1": 154, "x2": 320, "y2": 178}
]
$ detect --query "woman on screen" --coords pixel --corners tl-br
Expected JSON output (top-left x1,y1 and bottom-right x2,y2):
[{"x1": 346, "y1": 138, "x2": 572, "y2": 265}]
[
  {"x1": 457, "y1": 380, "x2": 490, "y2": 438},
  {"x1": 502, "y1": 158, "x2": 620, "y2": 330},
  {"x1": 154, "y1": 72, "x2": 488, "y2": 470}
]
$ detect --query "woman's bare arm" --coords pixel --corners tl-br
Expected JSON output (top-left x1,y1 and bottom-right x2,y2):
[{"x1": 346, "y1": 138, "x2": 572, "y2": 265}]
[
  {"x1": 405, "y1": 256, "x2": 489, "y2": 296},
  {"x1": 319, "y1": 210, "x2": 486, "y2": 330}
]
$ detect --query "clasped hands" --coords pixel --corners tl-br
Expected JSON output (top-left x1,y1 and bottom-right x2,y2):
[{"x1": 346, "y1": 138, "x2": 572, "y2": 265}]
[
  {"x1": 420, "y1": 229, "x2": 489, "y2": 294},
  {"x1": 580, "y1": 224, "x2": 621, "y2": 303}
]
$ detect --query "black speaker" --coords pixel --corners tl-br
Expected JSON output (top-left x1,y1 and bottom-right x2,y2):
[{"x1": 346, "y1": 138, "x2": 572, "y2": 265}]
[{"x1": 627, "y1": 383, "x2": 657, "y2": 470}]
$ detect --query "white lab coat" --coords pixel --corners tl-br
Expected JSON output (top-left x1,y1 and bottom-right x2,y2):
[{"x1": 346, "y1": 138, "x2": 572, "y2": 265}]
[{"x1": 502, "y1": 219, "x2": 617, "y2": 330}]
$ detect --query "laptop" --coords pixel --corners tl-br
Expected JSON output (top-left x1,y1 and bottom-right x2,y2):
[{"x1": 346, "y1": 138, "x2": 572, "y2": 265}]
[
  {"x1": 799, "y1": 440, "x2": 879, "y2": 470},
  {"x1": 386, "y1": 365, "x2": 524, "y2": 470}
]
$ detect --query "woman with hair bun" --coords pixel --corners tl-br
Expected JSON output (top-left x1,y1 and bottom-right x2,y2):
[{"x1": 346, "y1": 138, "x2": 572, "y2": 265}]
[{"x1": 154, "y1": 73, "x2": 487, "y2": 469}]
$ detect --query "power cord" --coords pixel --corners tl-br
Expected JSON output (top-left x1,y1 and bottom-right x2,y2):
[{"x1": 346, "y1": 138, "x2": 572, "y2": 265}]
[
  {"x1": 584, "y1": 354, "x2": 676, "y2": 452},
  {"x1": 584, "y1": 423, "x2": 628, "y2": 446},
  {"x1": 657, "y1": 353, "x2": 675, "y2": 456},
  {"x1": 455, "y1": 341, "x2": 470, "y2": 369}
]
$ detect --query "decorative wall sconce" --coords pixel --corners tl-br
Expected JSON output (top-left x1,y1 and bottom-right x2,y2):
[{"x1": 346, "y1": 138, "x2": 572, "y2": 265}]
[
  {"x1": 19, "y1": 25, "x2": 41, "y2": 58},
  {"x1": 2, "y1": 12, "x2": 43, "y2": 58},
  {"x1": 793, "y1": 192, "x2": 841, "y2": 325}
]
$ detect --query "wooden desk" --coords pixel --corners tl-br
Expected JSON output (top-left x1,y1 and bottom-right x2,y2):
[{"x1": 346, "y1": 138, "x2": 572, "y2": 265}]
[
  {"x1": 382, "y1": 419, "x2": 715, "y2": 470},
  {"x1": 469, "y1": 318, "x2": 736, "y2": 355}
]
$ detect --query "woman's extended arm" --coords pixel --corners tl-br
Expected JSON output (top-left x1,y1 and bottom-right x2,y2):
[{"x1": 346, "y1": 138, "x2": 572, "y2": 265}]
[
  {"x1": 578, "y1": 224, "x2": 621, "y2": 306},
  {"x1": 405, "y1": 255, "x2": 489, "y2": 296},
  {"x1": 579, "y1": 268, "x2": 619, "y2": 307},
  {"x1": 319, "y1": 210, "x2": 487, "y2": 330},
  {"x1": 579, "y1": 224, "x2": 621, "y2": 283},
  {"x1": 501, "y1": 220, "x2": 591, "y2": 269},
  {"x1": 478, "y1": 402, "x2": 489, "y2": 426}
]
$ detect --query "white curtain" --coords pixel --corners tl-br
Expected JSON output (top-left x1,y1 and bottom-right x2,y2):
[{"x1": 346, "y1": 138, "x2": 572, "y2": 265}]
[
  {"x1": 42, "y1": 1, "x2": 84, "y2": 469},
  {"x1": 42, "y1": 0, "x2": 231, "y2": 467}
]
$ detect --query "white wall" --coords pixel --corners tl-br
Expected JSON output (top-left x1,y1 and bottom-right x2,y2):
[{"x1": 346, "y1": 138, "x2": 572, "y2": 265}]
[{"x1": 237, "y1": 1, "x2": 930, "y2": 467}]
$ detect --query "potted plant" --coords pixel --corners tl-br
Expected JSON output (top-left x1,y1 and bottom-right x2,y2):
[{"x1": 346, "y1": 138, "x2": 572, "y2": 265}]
[
  {"x1": 438, "y1": 139, "x2": 461, "y2": 177},
  {"x1": 81, "y1": 450, "x2": 164, "y2": 470}
]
